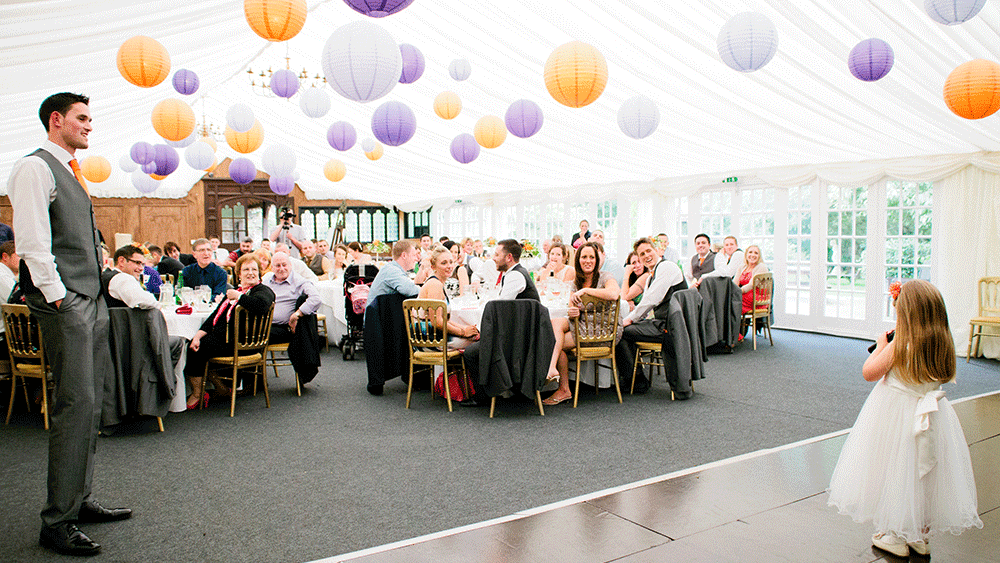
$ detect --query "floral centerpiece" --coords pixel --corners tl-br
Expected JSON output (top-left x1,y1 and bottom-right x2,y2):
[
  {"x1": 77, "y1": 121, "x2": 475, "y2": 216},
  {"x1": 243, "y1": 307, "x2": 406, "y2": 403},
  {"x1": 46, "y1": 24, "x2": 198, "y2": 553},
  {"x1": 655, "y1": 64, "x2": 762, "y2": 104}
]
[
  {"x1": 520, "y1": 239, "x2": 539, "y2": 258},
  {"x1": 485, "y1": 236, "x2": 497, "y2": 247},
  {"x1": 888, "y1": 280, "x2": 902, "y2": 301},
  {"x1": 365, "y1": 240, "x2": 391, "y2": 259}
]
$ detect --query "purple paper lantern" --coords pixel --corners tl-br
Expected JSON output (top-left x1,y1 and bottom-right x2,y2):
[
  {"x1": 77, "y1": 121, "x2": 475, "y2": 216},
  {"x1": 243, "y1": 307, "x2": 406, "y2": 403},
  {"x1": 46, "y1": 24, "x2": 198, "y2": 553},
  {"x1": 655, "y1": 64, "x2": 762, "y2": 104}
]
[
  {"x1": 371, "y1": 101, "x2": 416, "y2": 146},
  {"x1": 504, "y1": 99, "x2": 544, "y2": 138},
  {"x1": 848, "y1": 38, "x2": 894, "y2": 82},
  {"x1": 399, "y1": 44, "x2": 425, "y2": 84},
  {"x1": 229, "y1": 157, "x2": 257, "y2": 185},
  {"x1": 450, "y1": 133, "x2": 480, "y2": 164},
  {"x1": 141, "y1": 160, "x2": 157, "y2": 174},
  {"x1": 269, "y1": 176, "x2": 295, "y2": 195},
  {"x1": 131, "y1": 141, "x2": 155, "y2": 165},
  {"x1": 327, "y1": 121, "x2": 357, "y2": 151},
  {"x1": 172, "y1": 69, "x2": 199, "y2": 95},
  {"x1": 343, "y1": 0, "x2": 415, "y2": 17},
  {"x1": 270, "y1": 69, "x2": 300, "y2": 98},
  {"x1": 152, "y1": 144, "x2": 180, "y2": 176}
]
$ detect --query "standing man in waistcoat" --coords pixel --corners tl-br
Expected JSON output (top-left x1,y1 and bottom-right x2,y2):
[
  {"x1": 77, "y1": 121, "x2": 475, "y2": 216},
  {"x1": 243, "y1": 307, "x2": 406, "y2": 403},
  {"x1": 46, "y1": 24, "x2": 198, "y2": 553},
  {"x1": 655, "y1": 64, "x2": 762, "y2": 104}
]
[
  {"x1": 7, "y1": 93, "x2": 131, "y2": 557},
  {"x1": 617, "y1": 237, "x2": 687, "y2": 394}
]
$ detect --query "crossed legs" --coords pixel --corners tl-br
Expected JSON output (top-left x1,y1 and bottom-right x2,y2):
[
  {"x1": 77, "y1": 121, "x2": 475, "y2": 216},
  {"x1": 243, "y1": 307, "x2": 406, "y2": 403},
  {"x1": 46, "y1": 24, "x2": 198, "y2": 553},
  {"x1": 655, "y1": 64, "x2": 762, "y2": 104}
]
[{"x1": 544, "y1": 317, "x2": 575, "y2": 405}]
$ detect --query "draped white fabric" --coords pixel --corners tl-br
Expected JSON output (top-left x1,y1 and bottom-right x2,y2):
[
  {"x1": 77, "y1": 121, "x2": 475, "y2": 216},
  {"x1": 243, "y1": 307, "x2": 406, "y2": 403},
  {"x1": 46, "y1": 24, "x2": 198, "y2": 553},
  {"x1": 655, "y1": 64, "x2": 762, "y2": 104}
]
[{"x1": 3, "y1": 0, "x2": 1000, "y2": 207}]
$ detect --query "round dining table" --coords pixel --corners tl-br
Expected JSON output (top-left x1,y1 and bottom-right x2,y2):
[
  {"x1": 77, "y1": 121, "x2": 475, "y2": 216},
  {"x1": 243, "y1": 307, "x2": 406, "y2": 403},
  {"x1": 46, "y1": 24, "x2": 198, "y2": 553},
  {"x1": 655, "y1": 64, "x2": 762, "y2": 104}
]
[{"x1": 161, "y1": 305, "x2": 211, "y2": 412}]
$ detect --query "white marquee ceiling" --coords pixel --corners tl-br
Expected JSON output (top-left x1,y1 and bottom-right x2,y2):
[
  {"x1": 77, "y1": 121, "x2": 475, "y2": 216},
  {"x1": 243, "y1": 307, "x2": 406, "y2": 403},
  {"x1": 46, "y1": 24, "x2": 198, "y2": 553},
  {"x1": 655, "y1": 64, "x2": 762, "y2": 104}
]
[{"x1": 2, "y1": 0, "x2": 1000, "y2": 210}]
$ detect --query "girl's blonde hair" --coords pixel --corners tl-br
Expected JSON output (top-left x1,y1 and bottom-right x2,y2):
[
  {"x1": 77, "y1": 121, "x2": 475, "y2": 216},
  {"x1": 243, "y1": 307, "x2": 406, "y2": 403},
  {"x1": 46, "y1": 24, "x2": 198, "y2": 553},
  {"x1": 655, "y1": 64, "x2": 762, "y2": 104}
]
[{"x1": 891, "y1": 279, "x2": 955, "y2": 385}]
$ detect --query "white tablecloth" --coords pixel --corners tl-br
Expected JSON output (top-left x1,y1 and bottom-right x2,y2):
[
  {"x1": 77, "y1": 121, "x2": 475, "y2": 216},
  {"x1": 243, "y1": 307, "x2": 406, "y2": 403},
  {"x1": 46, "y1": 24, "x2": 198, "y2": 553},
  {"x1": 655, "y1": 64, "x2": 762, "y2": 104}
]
[
  {"x1": 315, "y1": 278, "x2": 348, "y2": 346},
  {"x1": 161, "y1": 307, "x2": 211, "y2": 412}
]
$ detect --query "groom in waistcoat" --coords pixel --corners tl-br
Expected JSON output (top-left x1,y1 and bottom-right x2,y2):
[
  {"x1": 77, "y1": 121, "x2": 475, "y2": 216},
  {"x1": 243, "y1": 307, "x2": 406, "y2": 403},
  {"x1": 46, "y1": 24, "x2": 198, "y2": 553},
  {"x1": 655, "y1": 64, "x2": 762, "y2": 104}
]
[{"x1": 7, "y1": 93, "x2": 131, "y2": 557}]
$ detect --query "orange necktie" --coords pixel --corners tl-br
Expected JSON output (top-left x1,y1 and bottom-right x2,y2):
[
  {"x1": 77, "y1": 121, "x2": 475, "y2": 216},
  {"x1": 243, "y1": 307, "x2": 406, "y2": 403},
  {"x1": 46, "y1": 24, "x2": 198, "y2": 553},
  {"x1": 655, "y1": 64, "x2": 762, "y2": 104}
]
[{"x1": 68, "y1": 159, "x2": 89, "y2": 194}]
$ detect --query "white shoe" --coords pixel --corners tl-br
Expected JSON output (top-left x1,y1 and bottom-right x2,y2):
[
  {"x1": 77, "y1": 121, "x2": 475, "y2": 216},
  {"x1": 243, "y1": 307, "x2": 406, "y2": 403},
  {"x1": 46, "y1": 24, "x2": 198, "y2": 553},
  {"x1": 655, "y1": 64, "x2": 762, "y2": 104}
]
[
  {"x1": 872, "y1": 532, "x2": 909, "y2": 557},
  {"x1": 907, "y1": 538, "x2": 930, "y2": 555}
]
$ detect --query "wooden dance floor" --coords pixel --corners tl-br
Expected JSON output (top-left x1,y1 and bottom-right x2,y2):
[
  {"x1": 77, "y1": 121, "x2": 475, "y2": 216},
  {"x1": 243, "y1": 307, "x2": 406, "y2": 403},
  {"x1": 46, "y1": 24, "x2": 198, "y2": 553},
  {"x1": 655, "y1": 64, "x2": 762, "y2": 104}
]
[{"x1": 322, "y1": 391, "x2": 999, "y2": 563}]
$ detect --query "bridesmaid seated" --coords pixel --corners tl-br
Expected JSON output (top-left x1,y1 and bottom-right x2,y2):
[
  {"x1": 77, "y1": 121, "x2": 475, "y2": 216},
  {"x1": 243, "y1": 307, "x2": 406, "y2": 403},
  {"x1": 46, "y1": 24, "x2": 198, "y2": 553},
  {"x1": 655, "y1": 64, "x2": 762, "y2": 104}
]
[
  {"x1": 418, "y1": 246, "x2": 479, "y2": 349},
  {"x1": 544, "y1": 242, "x2": 620, "y2": 405}
]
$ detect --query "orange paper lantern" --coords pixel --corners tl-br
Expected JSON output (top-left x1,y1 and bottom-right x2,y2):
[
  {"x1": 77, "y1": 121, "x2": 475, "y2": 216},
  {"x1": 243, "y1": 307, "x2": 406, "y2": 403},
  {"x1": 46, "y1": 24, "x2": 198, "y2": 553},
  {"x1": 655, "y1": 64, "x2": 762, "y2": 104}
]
[
  {"x1": 225, "y1": 120, "x2": 264, "y2": 154},
  {"x1": 150, "y1": 173, "x2": 168, "y2": 180},
  {"x1": 474, "y1": 115, "x2": 506, "y2": 149},
  {"x1": 244, "y1": 0, "x2": 307, "y2": 42},
  {"x1": 116, "y1": 36, "x2": 171, "y2": 88},
  {"x1": 79, "y1": 156, "x2": 111, "y2": 183},
  {"x1": 943, "y1": 59, "x2": 1000, "y2": 120},
  {"x1": 324, "y1": 159, "x2": 346, "y2": 182},
  {"x1": 365, "y1": 143, "x2": 384, "y2": 161},
  {"x1": 151, "y1": 98, "x2": 196, "y2": 142},
  {"x1": 433, "y1": 91, "x2": 462, "y2": 119},
  {"x1": 544, "y1": 41, "x2": 608, "y2": 108}
]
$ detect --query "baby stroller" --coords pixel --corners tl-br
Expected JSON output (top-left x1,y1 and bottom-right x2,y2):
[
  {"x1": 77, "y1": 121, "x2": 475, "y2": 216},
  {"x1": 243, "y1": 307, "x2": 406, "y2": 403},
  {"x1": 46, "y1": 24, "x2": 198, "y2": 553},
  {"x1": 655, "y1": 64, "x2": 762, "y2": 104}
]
[{"x1": 340, "y1": 264, "x2": 379, "y2": 360}]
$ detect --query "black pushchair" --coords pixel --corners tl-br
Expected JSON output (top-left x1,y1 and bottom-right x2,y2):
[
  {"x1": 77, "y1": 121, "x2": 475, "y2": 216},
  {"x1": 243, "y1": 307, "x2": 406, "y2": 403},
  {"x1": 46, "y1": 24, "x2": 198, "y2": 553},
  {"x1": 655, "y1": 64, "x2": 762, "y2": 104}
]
[{"x1": 340, "y1": 264, "x2": 379, "y2": 360}]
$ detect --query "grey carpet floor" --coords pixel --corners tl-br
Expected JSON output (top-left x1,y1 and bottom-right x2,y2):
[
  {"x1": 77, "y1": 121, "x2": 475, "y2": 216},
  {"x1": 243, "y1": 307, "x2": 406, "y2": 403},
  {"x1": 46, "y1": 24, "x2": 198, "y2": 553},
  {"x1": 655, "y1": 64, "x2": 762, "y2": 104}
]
[{"x1": 0, "y1": 329, "x2": 996, "y2": 563}]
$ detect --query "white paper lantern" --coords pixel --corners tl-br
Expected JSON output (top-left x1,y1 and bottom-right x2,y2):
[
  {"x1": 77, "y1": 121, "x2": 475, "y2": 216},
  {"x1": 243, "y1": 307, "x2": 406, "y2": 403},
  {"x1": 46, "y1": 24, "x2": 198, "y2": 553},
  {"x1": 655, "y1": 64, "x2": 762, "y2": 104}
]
[
  {"x1": 261, "y1": 144, "x2": 297, "y2": 178},
  {"x1": 361, "y1": 137, "x2": 377, "y2": 152},
  {"x1": 617, "y1": 96, "x2": 660, "y2": 139},
  {"x1": 131, "y1": 169, "x2": 160, "y2": 193},
  {"x1": 924, "y1": 0, "x2": 987, "y2": 24},
  {"x1": 184, "y1": 141, "x2": 215, "y2": 170},
  {"x1": 226, "y1": 103, "x2": 255, "y2": 133},
  {"x1": 717, "y1": 12, "x2": 778, "y2": 72},
  {"x1": 449, "y1": 59, "x2": 471, "y2": 81},
  {"x1": 166, "y1": 130, "x2": 198, "y2": 148},
  {"x1": 322, "y1": 20, "x2": 402, "y2": 103},
  {"x1": 119, "y1": 153, "x2": 138, "y2": 173},
  {"x1": 299, "y1": 88, "x2": 331, "y2": 118}
]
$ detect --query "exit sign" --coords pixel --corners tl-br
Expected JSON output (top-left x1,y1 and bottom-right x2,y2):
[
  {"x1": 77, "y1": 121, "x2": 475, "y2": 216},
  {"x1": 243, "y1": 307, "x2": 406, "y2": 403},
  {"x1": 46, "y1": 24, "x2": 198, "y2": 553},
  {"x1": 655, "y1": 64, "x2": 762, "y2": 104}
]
[{"x1": 723, "y1": 177, "x2": 738, "y2": 183}]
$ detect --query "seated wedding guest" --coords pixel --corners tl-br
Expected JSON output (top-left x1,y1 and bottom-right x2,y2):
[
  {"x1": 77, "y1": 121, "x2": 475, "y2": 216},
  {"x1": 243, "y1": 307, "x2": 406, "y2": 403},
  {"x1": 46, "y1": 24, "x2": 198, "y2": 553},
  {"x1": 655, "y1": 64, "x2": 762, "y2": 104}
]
[
  {"x1": 366, "y1": 239, "x2": 420, "y2": 305},
  {"x1": 418, "y1": 246, "x2": 479, "y2": 349},
  {"x1": 101, "y1": 246, "x2": 159, "y2": 310},
  {"x1": 265, "y1": 252, "x2": 322, "y2": 384},
  {"x1": 0, "y1": 222, "x2": 12, "y2": 244},
  {"x1": 541, "y1": 238, "x2": 552, "y2": 256},
  {"x1": 622, "y1": 250, "x2": 647, "y2": 312},
  {"x1": 655, "y1": 233, "x2": 680, "y2": 264},
  {"x1": 148, "y1": 244, "x2": 182, "y2": 280},
  {"x1": 141, "y1": 252, "x2": 163, "y2": 297},
  {"x1": 260, "y1": 239, "x2": 271, "y2": 253},
  {"x1": 441, "y1": 240, "x2": 470, "y2": 295},
  {"x1": 254, "y1": 248, "x2": 271, "y2": 275},
  {"x1": 473, "y1": 239, "x2": 485, "y2": 257},
  {"x1": 0, "y1": 241, "x2": 19, "y2": 302},
  {"x1": 209, "y1": 236, "x2": 229, "y2": 265},
  {"x1": 536, "y1": 242, "x2": 573, "y2": 284},
  {"x1": 617, "y1": 237, "x2": 687, "y2": 393},
  {"x1": 494, "y1": 239, "x2": 540, "y2": 300},
  {"x1": 100, "y1": 244, "x2": 112, "y2": 270},
  {"x1": 588, "y1": 229, "x2": 605, "y2": 246},
  {"x1": 165, "y1": 241, "x2": 195, "y2": 266},
  {"x1": 332, "y1": 244, "x2": 350, "y2": 278},
  {"x1": 224, "y1": 236, "x2": 254, "y2": 268},
  {"x1": 183, "y1": 253, "x2": 274, "y2": 410},
  {"x1": 347, "y1": 241, "x2": 372, "y2": 266},
  {"x1": 736, "y1": 245, "x2": 769, "y2": 314},
  {"x1": 181, "y1": 238, "x2": 227, "y2": 299},
  {"x1": 571, "y1": 219, "x2": 591, "y2": 249},
  {"x1": 272, "y1": 243, "x2": 317, "y2": 282},
  {"x1": 544, "y1": 242, "x2": 621, "y2": 405},
  {"x1": 689, "y1": 233, "x2": 716, "y2": 288},
  {"x1": 316, "y1": 239, "x2": 335, "y2": 262},
  {"x1": 302, "y1": 239, "x2": 333, "y2": 280},
  {"x1": 418, "y1": 233, "x2": 433, "y2": 260},
  {"x1": 703, "y1": 235, "x2": 744, "y2": 281}
]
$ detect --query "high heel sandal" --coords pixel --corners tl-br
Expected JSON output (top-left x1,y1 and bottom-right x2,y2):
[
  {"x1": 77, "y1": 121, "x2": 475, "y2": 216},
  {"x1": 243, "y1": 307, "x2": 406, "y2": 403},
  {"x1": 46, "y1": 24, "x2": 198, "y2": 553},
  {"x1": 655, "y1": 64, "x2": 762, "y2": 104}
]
[{"x1": 186, "y1": 392, "x2": 209, "y2": 410}]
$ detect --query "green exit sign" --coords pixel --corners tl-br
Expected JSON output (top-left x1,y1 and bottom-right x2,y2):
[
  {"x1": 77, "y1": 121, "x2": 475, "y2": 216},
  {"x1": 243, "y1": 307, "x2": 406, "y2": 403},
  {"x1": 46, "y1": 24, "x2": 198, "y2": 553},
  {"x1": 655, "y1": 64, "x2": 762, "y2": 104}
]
[{"x1": 723, "y1": 176, "x2": 738, "y2": 183}]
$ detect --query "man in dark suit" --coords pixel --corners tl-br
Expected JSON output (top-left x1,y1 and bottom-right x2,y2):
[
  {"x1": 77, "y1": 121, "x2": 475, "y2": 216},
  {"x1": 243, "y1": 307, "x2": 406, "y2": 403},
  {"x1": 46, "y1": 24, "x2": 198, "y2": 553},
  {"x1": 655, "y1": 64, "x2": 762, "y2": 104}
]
[
  {"x1": 6, "y1": 92, "x2": 131, "y2": 556},
  {"x1": 148, "y1": 244, "x2": 183, "y2": 281}
]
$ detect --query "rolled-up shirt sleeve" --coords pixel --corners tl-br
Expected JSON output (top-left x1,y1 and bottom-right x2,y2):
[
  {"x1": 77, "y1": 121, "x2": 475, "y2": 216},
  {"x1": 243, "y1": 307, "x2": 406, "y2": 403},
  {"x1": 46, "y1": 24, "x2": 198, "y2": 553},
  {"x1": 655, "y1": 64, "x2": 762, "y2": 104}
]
[
  {"x1": 109, "y1": 272, "x2": 159, "y2": 309},
  {"x1": 625, "y1": 260, "x2": 682, "y2": 324},
  {"x1": 297, "y1": 279, "x2": 322, "y2": 315},
  {"x1": 6, "y1": 156, "x2": 64, "y2": 303}
]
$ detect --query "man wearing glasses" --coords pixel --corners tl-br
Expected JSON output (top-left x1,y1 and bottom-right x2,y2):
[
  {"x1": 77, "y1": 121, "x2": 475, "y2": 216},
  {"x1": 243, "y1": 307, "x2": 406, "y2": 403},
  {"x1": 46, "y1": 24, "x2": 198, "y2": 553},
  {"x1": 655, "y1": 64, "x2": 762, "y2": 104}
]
[
  {"x1": 180, "y1": 238, "x2": 228, "y2": 299},
  {"x1": 101, "y1": 245, "x2": 159, "y2": 309}
]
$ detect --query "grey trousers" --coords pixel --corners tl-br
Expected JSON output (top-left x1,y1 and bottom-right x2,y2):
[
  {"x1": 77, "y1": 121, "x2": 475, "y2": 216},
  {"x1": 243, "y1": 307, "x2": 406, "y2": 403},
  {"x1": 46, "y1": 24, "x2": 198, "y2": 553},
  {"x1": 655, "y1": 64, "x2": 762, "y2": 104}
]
[{"x1": 26, "y1": 290, "x2": 112, "y2": 527}]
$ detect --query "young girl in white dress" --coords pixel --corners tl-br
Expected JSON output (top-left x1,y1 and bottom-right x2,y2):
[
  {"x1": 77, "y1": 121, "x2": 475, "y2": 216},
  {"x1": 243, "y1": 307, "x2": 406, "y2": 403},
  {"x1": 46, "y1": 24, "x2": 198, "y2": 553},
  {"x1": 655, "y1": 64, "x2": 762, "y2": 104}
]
[{"x1": 828, "y1": 280, "x2": 983, "y2": 557}]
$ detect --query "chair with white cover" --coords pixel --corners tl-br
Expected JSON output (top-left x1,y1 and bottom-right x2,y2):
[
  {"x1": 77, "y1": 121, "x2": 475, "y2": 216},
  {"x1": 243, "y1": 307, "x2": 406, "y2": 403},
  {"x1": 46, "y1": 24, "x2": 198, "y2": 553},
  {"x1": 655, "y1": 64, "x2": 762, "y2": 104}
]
[{"x1": 967, "y1": 276, "x2": 1000, "y2": 362}]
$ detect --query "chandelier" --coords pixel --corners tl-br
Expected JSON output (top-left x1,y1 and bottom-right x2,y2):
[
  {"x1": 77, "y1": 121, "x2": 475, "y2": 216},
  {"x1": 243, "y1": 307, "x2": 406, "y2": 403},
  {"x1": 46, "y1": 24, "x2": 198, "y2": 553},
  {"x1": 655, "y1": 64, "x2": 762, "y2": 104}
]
[{"x1": 247, "y1": 56, "x2": 327, "y2": 98}]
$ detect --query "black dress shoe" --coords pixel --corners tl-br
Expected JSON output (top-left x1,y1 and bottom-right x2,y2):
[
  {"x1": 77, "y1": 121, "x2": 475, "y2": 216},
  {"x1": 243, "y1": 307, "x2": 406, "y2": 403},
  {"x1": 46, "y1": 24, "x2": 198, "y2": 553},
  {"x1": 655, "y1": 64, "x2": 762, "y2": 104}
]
[
  {"x1": 458, "y1": 398, "x2": 487, "y2": 407},
  {"x1": 39, "y1": 523, "x2": 101, "y2": 556},
  {"x1": 78, "y1": 499, "x2": 132, "y2": 523},
  {"x1": 366, "y1": 384, "x2": 384, "y2": 396}
]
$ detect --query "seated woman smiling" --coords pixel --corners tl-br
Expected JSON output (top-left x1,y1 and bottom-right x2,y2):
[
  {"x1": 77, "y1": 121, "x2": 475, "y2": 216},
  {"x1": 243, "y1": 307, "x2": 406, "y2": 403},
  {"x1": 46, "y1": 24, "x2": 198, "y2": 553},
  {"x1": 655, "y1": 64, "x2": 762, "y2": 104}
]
[
  {"x1": 418, "y1": 246, "x2": 479, "y2": 349},
  {"x1": 536, "y1": 242, "x2": 573, "y2": 285},
  {"x1": 544, "y1": 242, "x2": 621, "y2": 405}
]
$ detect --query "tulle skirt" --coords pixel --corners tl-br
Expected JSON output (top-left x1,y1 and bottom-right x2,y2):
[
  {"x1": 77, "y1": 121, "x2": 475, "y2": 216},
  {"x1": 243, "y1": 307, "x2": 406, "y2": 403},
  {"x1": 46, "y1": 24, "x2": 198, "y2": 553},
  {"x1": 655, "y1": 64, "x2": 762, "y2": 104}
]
[{"x1": 828, "y1": 375, "x2": 983, "y2": 541}]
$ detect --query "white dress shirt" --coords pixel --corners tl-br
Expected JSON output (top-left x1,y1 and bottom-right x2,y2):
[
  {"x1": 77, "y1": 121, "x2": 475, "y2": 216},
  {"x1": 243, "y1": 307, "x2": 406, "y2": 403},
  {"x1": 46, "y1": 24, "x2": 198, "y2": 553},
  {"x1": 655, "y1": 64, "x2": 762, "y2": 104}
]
[
  {"x1": 0, "y1": 263, "x2": 16, "y2": 303},
  {"x1": 5, "y1": 140, "x2": 77, "y2": 303},
  {"x1": 624, "y1": 259, "x2": 684, "y2": 324},
  {"x1": 497, "y1": 265, "x2": 527, "y2": 300},
  {"x1": 704, "y1": 249, "x2": 744, "y2": 280},
  {"x1": 108, "y1": 269, "x2": 160, "y2": 309}
]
